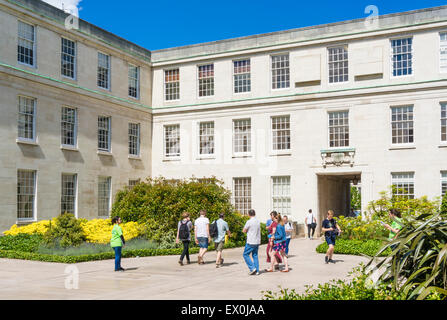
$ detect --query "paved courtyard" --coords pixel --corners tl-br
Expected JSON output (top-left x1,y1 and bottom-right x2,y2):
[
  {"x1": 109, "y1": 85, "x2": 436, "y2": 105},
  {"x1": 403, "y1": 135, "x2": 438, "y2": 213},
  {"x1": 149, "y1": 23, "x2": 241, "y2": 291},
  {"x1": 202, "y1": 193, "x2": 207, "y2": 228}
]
[{"x1": 0, "y1": 238, "x2": 367, "y2": 300}]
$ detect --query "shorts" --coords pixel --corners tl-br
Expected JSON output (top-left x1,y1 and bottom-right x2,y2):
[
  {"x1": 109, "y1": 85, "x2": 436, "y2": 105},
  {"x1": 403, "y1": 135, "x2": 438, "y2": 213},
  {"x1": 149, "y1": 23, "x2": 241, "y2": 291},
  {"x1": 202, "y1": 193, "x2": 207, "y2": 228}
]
[
  {"x1": 215, "y1": 241, "x2": 224, "y2": 252},
  {"x1": 325, "y1": 235, "x2": 336, "y2": 246},
  {"x1": 272, "y1": 241, "x2": 286, "y2": 252},
  {"x1": 197, "y1": 237, "x2": 209, "y2": 249}
]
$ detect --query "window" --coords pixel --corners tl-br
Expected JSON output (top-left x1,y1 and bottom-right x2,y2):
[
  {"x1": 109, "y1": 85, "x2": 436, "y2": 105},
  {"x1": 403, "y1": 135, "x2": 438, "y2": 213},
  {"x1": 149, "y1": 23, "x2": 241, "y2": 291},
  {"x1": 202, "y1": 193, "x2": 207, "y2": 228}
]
[
  {"x1": 18, "y1": 96, "x2": 36, "y2": 141},
  {"x1": 128, "y1": 179, "x2": 140, "y2": 188},
  {"x1": 198, "y1": 122, "x2": 214, "y2": 156},
  {"x1": 328, "y1": 46, "x2": 349, "y2": 83},
  {"x1": 271, "y1": 54, "x2": 289, "y2": 89},
  {"x1": 198, "y1": 64, "x2": 214, "y2": 97},
  {"x1": 128, "y1": 65, "x2": 139, "y2": 99},
  {"x1": 97, "y1": 53, "x2": 110, "y2": 89},
  {"x1": 128, "y1": 123, "x2": 140, "y2": 156},
  {"x1": 440, "y1": 33, "x2": 447, "y2": 73},
  {"x1": 392, "y1": 172, "x2": 414, "y2": 199},
  {"x1": 98, "y1": 177, "x2": 111, "y2": 217},
  {"x1": 165, "y1": 69, "x2": 180, "y2": 101},
  {"x1": 61, "y1": 107, "x2": 77, "y2": 147},
  {"x1": 234, "y1": 59, "x2": 251, "y2": 93},
  {"x1": 17, "y1": 170, "x2": 36, "y2": 220},
  {"x1": 329, "y1": 111, "x2": 349, "y2": 148},
  {"x1": 98, "y1": 116, "x2": 111, "y2": 152},
  {"x1": 391, "y1": 38, "x2": 413, "y2": 77},
  {"x1": 442, "y1": 103, "x2": 446, "y2": 142},
  {"x1": 233, "y1": 177, "x2": 251, "y2": 215},
  {"x1": 18, "y1": 21, "x2": 35, "y2": 66},
  {"x1": 391, "y1": 106, "x2": 414, "y2": 144},
  {"x1": 164, "y1": 124, "x2": 180, "y2": 158},
  {"x1": 441, "y1": 172, "x2": 447, "y2": 196},
  {"x1": 272, "y1": 116, "x2": 291, "y2": 151},
  {"x1": 272, "y1": 176, "x2": 291, "y2": 215},
  {"x1": 61, "y1": 174, "x2": 77, "y2": 215},
  {"x1": 61, "y1": 38, "x2": 76, "y2": 79},
  {"x1": 233, "y1": 119, "x2": 251, "y2": 154}
]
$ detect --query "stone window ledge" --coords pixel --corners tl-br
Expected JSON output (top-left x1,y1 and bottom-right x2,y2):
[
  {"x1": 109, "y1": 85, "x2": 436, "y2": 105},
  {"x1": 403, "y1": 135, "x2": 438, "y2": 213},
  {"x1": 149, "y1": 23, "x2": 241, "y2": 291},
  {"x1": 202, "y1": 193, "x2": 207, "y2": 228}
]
[{"x1": 16, "y1": 139, "x2": 38, "y2": 146}]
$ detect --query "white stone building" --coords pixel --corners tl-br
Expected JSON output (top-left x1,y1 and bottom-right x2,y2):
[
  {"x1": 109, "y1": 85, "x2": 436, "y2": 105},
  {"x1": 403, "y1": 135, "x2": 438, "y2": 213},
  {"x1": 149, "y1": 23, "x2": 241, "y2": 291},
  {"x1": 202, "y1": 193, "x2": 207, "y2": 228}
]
[{"x1": 0, "y1": 0, "x2": 446, "y2": 233}]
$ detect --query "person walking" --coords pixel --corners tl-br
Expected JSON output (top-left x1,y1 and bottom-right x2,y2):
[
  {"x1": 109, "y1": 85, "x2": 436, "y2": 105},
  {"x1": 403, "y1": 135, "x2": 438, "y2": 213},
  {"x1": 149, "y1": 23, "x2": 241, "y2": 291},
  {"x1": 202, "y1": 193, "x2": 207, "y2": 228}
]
[
  {"x1": 265, "y1": 214, "x2": 289, "y2": 272},
  {"x1": 283, "y1": 215, "x2": 293, "y2": 257},
  {"x1": 266, "y1": 211, "x2": 282, "y2": 268},
  {"x1": 321, "y1": 210, "x2": 342, "y2": 264},
  {"x1": 382, "y1": 208, "x2": 403, "y2": 250},
  {"x1": 305, "y1": 209, "x2": 317, "y2": 239},
  {"x1": 242, "y1": 209, "x2": 261, "y2": 275},
  {"x1": 111, "y1": 216, "x2": 125, "y2": 272},
  {"x1": 176, "y1": 212, "x2": 193, "y2": 266},
  {"x1": 194, "y1": 210, "x2": 210, "y2": 265},
  {"x1": 213, "y1": 213, "x2": 231, "y2": 268}
]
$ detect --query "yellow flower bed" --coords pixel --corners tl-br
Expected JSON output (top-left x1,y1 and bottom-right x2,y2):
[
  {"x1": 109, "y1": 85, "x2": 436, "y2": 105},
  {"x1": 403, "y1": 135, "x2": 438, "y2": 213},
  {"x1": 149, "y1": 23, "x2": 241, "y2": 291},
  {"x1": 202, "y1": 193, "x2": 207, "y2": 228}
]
[{"x1": 3, "y1": 218, "x2": 144, "y2": 244}]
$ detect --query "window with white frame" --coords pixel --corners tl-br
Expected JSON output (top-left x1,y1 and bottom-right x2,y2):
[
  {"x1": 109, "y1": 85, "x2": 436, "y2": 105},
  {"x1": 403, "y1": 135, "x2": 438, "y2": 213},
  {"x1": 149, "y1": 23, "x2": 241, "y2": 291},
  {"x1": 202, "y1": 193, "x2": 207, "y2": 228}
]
[
  {"x1": 233, "y1": 119, "x2": 251, "y2": 154},
  {"x1": 198, "y1": 64, "x2": 214, "y2": 97},
  {"x1": 128, "y1": 179, "x2": 140, "y2": 188},
  {"x1": 98, "y1": 116, "x2": 111, "y2": 152},
  {"x1": 272, "y1": 116, "x2": 291, "y2": 151},
  {"x1": 61, "y1": 173, "x2": 77, "y2": 215},
  {"x1": 234, "y1": 59, "x2": 251, "y2": 93},
  {"x1": 18, "y1": 21, "x2": 35, "y2": 66},
  {"x1": 442, "y1": 172, "x2": 447, "y2": 196},
  {"x1": 97, "y1": 52, "x2": 110, "y2": 89},
  {"x1": 329, "y1": 111, "x2": 349, "y2": 147},
  {"x1": 164, "y1": 124, "x2": 180, "y2": 157},
  {"x1": 392, "y1": 172, "x2": 414, "y2": 199},
  {"x1": 18, "y1": 96, "x2": 36, "y2": 141},
  {"x1": 17, "y1": 170, "x2": 36, "y2": 220},
  {"x1": 198, "y1": 122, "x2": 214, "y2": 156},
  {"x1": 128, "y1": 65, "x2": 139, "y2": 99},
  {"x1": 391, "y1": 106, "x2": 414, "y2": 144},
  {"x1": 98, "y1": 176, "x2": 111, "y2": 217},
  {"x1": 165, "y1": 69, "x2": 180, "y2": 101},
  {"x1": 440, "y1": 33, "x2": 447, "y2": 73},
  {"x1": 442, "y1": 103, "x2": 446, "y2": 142},
  {"x1": 61, "y1": 107, "x2": 77, "y2": 147},
  {"x1": 328, "y1": 46, "x2": 349, "y2": 83},
  {"x1": 272, "y1": 176, "x2": 291, "y2": 215},
  {"x1": 128, "y1": 123, "x2": 140, "y2": 156},
  {"x1": 233, "y1": 177, "x2": 251, "y2": 215},
  {"x1": 61, "y1": 38, "x2": 76, "y2": 79},
  {"x1": 391, "y1": 38, "x2": 413, "y2": 77},
  {"x1": 271, "y1": 54, "x2": 290, "y2": 89}
]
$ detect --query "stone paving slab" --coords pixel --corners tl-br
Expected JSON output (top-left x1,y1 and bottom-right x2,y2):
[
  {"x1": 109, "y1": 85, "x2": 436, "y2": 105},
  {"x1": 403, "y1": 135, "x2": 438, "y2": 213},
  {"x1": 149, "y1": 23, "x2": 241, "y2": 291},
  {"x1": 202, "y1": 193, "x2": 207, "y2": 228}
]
[{"x1": 0, "y1": 238, "x2": 368, "y2": 300}]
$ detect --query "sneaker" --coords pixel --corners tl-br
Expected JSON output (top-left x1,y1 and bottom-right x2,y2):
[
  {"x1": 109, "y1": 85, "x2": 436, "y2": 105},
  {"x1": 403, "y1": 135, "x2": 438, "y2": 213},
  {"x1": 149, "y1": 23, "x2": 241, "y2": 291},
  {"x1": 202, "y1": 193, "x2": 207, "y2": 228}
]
[
  {"x1": 119, "y1": 268, "x2": 125, "y2": 272},
  {"x1": 220, "y1": 258, "x2": 224, "y2": 265},
  {"x1": 249, "y1": 269, "x2": 257, "y2": 275},
  {"x1": 325, "y1": 256, "x2": 329, "y2": 264},
  {"x1": 256, "y1": 272, "x2": 260, "y2": 275},
  {"x1": 178, "y1": 260, "x2": 183, "y2": 266},
  {"x1": 186, "y1": 260, "x2": 191, "y2": 265}
]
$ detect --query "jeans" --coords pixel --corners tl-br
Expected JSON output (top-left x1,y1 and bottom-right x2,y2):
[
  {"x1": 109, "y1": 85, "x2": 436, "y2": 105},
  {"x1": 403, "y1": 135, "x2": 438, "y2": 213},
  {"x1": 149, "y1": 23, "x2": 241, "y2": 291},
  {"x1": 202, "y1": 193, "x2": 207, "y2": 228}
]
[
  {"x1": 113, "y1": 246, "x2": 122, "y2": 271},
  {"x1": 307, "y1": 224, "x2": 316, "y2": 238},
  {"x1": 180, "y1": 240, "x2": 190, "y2": 262},
  {"x1": 285, "y1": 238, "x2": 291, "y2": 255},
  {"x1": 243, "y1": 244, "x2": 259, "y2": 272}
]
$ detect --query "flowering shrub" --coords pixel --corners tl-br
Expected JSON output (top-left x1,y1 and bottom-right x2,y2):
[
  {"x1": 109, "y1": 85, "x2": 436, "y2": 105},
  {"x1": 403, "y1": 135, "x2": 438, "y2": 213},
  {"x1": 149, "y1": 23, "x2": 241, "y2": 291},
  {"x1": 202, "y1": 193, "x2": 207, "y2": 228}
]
[
  {"x1": 3, "y1": 218, "x2": 144, "y2": 244},
  {"x1": 336, "y1": 216, "x2": 388, "y2": 240}
]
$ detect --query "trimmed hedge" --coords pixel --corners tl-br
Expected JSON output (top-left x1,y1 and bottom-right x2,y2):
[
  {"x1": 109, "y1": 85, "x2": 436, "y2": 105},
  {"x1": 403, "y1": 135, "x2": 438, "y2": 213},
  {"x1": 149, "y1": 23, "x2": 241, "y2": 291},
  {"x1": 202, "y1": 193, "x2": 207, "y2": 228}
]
[{"x1": 316, "y1": 239, "x2": 391, "y2": 257}]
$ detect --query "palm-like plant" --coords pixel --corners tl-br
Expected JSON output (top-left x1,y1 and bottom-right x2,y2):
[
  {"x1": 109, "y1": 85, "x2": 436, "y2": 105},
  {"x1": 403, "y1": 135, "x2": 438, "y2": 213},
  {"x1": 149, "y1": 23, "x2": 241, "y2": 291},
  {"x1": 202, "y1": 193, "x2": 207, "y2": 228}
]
[{"x1": 366, "y1": 213, "x2": 447, "y2": 300}]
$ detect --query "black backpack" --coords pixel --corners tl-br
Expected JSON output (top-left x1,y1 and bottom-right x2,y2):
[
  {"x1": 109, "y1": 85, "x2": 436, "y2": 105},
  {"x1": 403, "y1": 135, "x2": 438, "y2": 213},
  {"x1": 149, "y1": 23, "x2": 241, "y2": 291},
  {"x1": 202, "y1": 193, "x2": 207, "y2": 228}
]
[
  {"x1": 209, "y1": 220, "x2": 219, "y2": 238},
  {"x1": 179, "y1": 220, "x2": 190, "y2": 240}
]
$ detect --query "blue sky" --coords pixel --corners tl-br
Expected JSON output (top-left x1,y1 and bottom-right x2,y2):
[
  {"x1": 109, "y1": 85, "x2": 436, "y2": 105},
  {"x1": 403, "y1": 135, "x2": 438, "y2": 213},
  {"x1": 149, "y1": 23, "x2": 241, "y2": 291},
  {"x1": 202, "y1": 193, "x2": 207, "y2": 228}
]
[{"x1": 71, "y1": 0, "x2": 446, "y2": 50}]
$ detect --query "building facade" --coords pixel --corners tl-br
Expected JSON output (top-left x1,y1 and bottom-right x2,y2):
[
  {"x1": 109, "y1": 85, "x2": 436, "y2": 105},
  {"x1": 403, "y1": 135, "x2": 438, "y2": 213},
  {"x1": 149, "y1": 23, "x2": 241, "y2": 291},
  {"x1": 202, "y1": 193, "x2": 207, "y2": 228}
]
[{"x1": 0, "y1": 0, "x2": 447, "y2": 232}]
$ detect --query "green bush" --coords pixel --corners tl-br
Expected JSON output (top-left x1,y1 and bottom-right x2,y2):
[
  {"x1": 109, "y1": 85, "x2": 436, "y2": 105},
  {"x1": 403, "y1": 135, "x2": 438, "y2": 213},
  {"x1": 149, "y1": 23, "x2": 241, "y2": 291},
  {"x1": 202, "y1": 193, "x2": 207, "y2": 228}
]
[
  {"x1": 441, "y1": 193, "x2": 447, "y2": 216},
  {"x1": 316, "y1": 239, "x2": 391, "y2": 257},
  {"x1": 112, "y1": 177, "x2": 257, "y2": 244},
  {"x1": 0, "y1": 234, "x2": 43, "y2": 253},
  {"x1": 336, "y1": 215, "x2": 388, "y2": 240},
  {"x1": 43, "y1": 213, "x2": 86, "y2": 248}
]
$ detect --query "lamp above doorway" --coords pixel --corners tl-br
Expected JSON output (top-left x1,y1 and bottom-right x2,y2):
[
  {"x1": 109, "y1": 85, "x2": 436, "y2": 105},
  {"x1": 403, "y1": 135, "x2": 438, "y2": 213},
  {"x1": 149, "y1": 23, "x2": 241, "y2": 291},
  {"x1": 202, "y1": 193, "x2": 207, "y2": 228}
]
[{"x1": 352, "y1": 176, "x2": 359, "y2": 186}]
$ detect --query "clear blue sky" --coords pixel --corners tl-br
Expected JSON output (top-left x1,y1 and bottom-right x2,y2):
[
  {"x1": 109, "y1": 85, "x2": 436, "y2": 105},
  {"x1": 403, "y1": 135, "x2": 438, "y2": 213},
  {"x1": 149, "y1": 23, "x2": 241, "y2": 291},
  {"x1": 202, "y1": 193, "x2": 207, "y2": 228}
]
[{"x1": 78, "y1": 0, "x2": 447, "y2": 51}]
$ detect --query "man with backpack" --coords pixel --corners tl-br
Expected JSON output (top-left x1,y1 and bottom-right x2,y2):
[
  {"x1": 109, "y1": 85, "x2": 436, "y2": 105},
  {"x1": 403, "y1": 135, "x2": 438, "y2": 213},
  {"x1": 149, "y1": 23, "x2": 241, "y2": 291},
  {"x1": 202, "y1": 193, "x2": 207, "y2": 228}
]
[
  {"x1": 194, "y1": 210, "x2": 210, "y2": 265},
  {"x1": 211, "y1": 213, "x2": 231, "y2": 268},
  {"x1": 176, "y1": 212, "x2": 193, "y2": 266}
]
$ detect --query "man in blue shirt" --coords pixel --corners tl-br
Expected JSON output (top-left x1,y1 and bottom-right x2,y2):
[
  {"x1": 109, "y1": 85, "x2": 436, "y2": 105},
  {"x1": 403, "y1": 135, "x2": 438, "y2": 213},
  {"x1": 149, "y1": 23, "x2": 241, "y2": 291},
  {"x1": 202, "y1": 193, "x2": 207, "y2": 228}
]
[{"x1": 321, "y1": 210, "x2": 342, "y2": 264}]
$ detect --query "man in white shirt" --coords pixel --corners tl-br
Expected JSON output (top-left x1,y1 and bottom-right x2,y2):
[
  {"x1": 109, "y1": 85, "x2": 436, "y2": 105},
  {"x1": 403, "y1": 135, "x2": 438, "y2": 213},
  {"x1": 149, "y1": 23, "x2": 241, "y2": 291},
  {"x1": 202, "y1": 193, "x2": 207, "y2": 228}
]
[
  {"x1": 305, "y1": 209, "x2": 317, "y2": 239},
  {"x1": 242, "y1": 209, "x2": 261, "y2": 275},
  {"x1": 194, "y1": 210, "x2": 210, "y2": 264}
]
